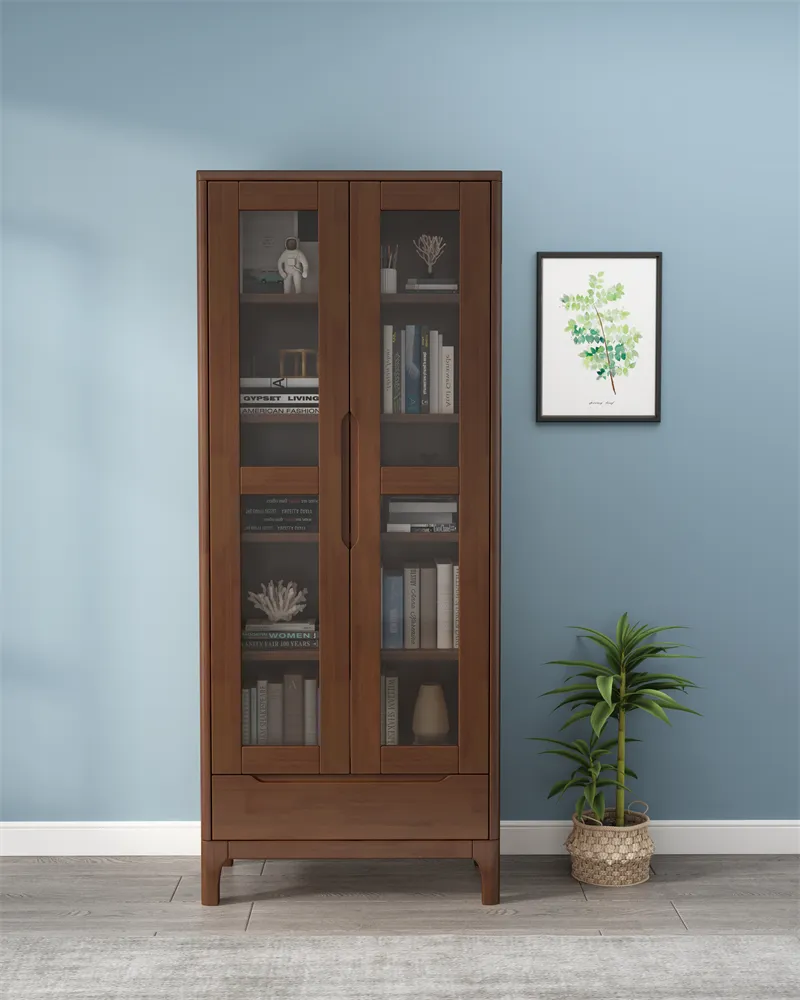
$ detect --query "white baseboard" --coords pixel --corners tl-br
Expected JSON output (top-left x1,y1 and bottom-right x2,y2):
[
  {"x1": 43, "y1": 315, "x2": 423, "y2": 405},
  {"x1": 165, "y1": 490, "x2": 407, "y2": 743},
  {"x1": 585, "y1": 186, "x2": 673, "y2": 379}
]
[
  {"x1": 500, "y1": 820, "x2": 800, "y2": 856},
  {"x1": 1, "y1": 820, "x2": 797, "y2": 857}
]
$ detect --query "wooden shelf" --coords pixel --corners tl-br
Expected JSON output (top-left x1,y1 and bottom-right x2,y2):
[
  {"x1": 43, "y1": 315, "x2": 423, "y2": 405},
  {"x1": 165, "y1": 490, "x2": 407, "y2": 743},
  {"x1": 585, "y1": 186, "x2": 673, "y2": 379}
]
[
  {"x1": 381, "y1": 294, "x2": 459, "y2": 305},
  {"x1": 382, "y1": 533, "x2": 458, "y2": 543},
  {"x1": 381, "y1": 649, "x2": 458, "y2": 662},
  {"x1": 381, "y1": 414, "x2": 458, "y2": 424},
  {"x1": 242, "y1": 532, "x2": 319, "y2": 543},
  {"x1": 242, "y1": 649, "x2": 320, "y2": 661},
  {"x1": 241, "y1": 293, "x2": 318, "y2": 305},
  {"x1": 241, "y1": 413, "x2": 318, "y2": 424}
]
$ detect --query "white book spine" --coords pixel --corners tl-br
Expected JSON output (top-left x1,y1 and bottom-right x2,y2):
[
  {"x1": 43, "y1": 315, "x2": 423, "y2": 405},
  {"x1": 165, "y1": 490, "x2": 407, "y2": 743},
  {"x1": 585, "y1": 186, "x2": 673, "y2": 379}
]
[
  {"x1": 435, "y1": 560, "x2": 454, "y2": 649},
  {"x1": 382, "y1": 325, "x2": 393, "y2": 414},
  {"x1": 453, "y1": 564, "x2": 460, "y2": 649},
  {"x1": 419, "y1": 565, "x2": 437, "y2": 649},
  {"x1": 304, "y1": 678, "x2": 317, "y2": 745},
  {"x1": 257, "y1": 679, "x2": 269, "y2": 745},
  {"x1": 283, "y1": 674, "x2": 304, "y2": 745},
  {"x1": 404, "y1": 565, "x2": 419, "y2": 649},
  {"x1": 385, "y1": 675, "x2": 399, "y2": 745},
  {"x1": 381, "y1": 674, "x2": 387, "y2": 745},
  {"x1": 250, "y1": 688, "x2": 258, "y2": 747},
  {"x1": 267, "y1": 682, "x2": 284, "y2": 745},
  {"x1": 441, "y1": 345, "x2": 455, "y2": 414},
  {"x1": 430, "y1": 331, "x2": 440, "y2": 414},
  {"x1": 386, "y1": 524, "x2": 411, "y2": 533},
  {"x1": 241, "y1": 688, "x2": 251, "y2": 746}
]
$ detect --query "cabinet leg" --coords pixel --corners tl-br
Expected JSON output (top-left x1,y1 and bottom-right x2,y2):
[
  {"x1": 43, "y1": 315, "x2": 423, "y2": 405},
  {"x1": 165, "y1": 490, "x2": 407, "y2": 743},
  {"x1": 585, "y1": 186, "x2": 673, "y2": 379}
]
[
  {"x1": 472, "y1": 840, "x2": 499, "y2": 905},
  {"x1": 201, "y1": 840, "x2": 228, "y2": 906},
  {"x1": 222, "y1": 858, "x2": 233, "y2": 867}
]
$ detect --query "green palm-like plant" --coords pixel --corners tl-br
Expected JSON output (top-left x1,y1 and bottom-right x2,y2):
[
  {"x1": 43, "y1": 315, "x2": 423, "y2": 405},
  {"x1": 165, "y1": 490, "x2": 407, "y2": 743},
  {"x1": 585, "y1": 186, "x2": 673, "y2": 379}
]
[
  {"x1": 544, "y1": 613, "x2": 701, "y2": 827},
  {"x1": 530, "y1": 731, "x2": 639, "y2": 824}
]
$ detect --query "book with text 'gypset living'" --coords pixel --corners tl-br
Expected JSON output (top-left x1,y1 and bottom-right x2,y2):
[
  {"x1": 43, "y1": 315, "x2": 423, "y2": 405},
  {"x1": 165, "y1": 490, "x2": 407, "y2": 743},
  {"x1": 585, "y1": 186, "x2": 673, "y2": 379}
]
[
  {"x1": 435, "y1": 559, "x2": 454, "y2": 649},
  {"x1": 383, "y1": 326, "x2": 393, "y2": 415},
  {"x1": 420, "y1": 329, "x2": 430, "y2": 413},
  {"x1": 257, "y1": 679, "x2": 269, "y2": 745},
  {"x1": 404, "y1": 325, "x2": 421, "y2": 414},
  {"x1": 382, "y1": 571, "x2": 403, "y2": 649},
  {"x1": 419, "y1": 564, "x2": 437, "y2": 649},
  {"x1": 403, "y1": 565, "x2": 419, "y2": 649}
]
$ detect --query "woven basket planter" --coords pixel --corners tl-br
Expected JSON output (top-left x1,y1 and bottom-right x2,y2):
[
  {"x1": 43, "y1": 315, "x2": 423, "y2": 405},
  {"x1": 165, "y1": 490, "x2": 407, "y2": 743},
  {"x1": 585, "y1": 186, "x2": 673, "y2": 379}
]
[{"x1": 566, "y1": 807, "x2": 654, "y2": 887}]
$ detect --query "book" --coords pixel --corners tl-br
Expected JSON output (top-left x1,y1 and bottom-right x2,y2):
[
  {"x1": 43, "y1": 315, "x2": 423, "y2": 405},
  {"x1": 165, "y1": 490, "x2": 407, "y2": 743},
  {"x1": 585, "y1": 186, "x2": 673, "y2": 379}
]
[
  {"x1": 389, "y1": 500, "x2": 458, "y2": 514},
  {"x1": 385, "y1": 674, "x2": 399, "y2": 745},
  {"x1": 435, "y1": 559, "x2": 454, "y2": 649},
  {"x1": 441, "y1": 345, "x2": 455, "y2": 414},
  {"x1": 382, "y1": 571, "x2": 403, "y2": 649},
  {"x1": 240, "y1": 377, "x2": 319, "y2": 389},
  {"x1": 241, "y1": 407, "x2": 319, "y2": 416},
  {"x1": 392, "y1": 328, "x2": 402, "y2": 413},
  {"x1": 240, "y1": 394, "x2": 319, "y2": 404},
  {"x1": 399, "y1": 328, "x2": 406, "y2": 413},
  {"x1": 453, "y1": 564, "x2": 460, "y2": 649},
  {"x1": 243, "y1": 498, "x2": 318, "y2": 514},
  {"x1": 283, "y1": 674, "x2": 304, "y2": 745},
  {"x1": 244, "y1": 620, "x2": 317, "y2": 632},
  {"x1": 403, "y1": 565, "x2": 419, "y2": 649},
  {"x1": 419, "y1": 564, "x2": 437, "y2": 649},
  {"x1": 267, "y1": 682, "x2": 283, "y2": 744},
  {"x1": 410, "y1": 524, "x2": 458, "y2": 533},
  {"x1": 383, "y1": 325, "x2": 393, "y2": 415},
  {"x1": 304, "y1": 678, "x2": 317, "y2": 745},
  {"x1": 405, "y1": 284, "x2": 458, "y2": 292},
  {"x1": 420, "y1": 328, "x2": 430, "y2": 413},
  {"x1": 241, "y1": 687, "x2": 251, "y2": 745},
  {"x1": 430, "y1": 330, "x2": 440, "y2": 414},
  {"x1": 406, "y1": 277, "x2": 458, "y2": 287},
  {"x1": 242, "y1": 637, "x2": 319, "y2": 649},
  {"x1": 250, "y1": 687, "x2": 258, "y2": 747},
  {"x1": 243, "y1": 522, "x2": 316, "y2": 533},
  {"x1": 404, "y1": 325, "x2": 420, "y2": 414},
  {"x1": 381, "y1": 674, "x2": 386, "y2": 746},
  {"x1": 257, "y1": 679, "x2": 269, "y2": 745}
]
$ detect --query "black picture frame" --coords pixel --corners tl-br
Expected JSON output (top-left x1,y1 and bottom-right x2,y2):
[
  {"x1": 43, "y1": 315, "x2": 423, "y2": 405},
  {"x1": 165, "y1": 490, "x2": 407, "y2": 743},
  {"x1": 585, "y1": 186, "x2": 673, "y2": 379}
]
[{"x1": 536, "y1": 252, "x2": 662, "y2": 422}]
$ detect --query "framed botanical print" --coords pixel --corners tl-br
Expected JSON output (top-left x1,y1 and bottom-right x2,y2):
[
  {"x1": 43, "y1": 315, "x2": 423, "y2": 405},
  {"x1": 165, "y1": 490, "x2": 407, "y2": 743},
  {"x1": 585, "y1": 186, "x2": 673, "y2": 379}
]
[{"x1": 537, "y1": 252, "x2": 662, "y2": 422}]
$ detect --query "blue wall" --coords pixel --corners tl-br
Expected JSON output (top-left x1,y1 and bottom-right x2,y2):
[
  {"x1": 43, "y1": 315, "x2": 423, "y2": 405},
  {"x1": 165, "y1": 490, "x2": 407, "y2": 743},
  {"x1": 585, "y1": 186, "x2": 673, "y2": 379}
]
[{"x1": 2, "y1": 2, "x2": 797, "y2": 822}]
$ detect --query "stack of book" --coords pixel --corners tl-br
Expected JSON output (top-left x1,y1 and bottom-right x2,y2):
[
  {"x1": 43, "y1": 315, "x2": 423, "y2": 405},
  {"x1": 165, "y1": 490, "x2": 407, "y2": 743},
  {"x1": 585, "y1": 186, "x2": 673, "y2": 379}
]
[
  {"x1": 380, "y1": 674, "x2": 399, "y2": 745},
  {"x1": 241, "y1": 674, "x2": 318, "y2": 746},
  {"x1": 242, "y1": 620, "x2": 319, "y2": 649},
  {"x1": 381, "y1": 560, "x2": 460, "y2": 650},
  {"x1": 242, "y1": 497, "x2": 319, "y2": 534},
  {"x1": 385, "y1": 497, "x2": 457, "y2": 533},
  {"x1": 405, "y1": 277, "x2": 458, "y2": 293},
  {"x1": 382, "y1": 325, "x2": 455, "y2": 415},
  {"x1": 240, "y1": 376, "x2": 319, "y2": 417}
]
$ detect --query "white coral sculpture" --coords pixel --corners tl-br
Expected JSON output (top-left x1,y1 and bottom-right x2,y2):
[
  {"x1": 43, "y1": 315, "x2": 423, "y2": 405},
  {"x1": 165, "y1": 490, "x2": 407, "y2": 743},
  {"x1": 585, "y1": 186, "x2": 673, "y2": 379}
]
[
  {"x1": 413, "y1": 234, "x2": 447, "y2": 274},
  {"x1": 247, "y1": 580, "x2": 308, "y2": 623}
]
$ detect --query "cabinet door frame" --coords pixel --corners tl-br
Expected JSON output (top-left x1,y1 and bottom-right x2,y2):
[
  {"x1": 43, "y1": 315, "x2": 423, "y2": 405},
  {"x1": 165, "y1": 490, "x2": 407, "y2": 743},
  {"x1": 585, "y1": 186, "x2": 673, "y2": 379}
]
[
  {"x1": 348, "y1": 180, "x2": 492, "y2": 776},
  {"x1": 205, "y1": 180, "x2": 350, "y2": 776}
]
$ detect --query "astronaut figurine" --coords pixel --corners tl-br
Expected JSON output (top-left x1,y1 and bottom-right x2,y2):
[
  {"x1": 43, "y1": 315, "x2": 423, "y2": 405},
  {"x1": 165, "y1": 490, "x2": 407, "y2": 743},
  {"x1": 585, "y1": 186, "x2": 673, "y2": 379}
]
[{"x1": 277, "y1": 237, "x2": 309, "y2": 294}]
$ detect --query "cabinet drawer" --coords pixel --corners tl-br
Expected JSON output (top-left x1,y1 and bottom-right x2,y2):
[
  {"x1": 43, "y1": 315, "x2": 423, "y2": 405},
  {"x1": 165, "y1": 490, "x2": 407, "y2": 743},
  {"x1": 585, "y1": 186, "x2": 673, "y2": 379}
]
[{"x1": 212, "y1": 774, "x2": 488, "y2": 841}]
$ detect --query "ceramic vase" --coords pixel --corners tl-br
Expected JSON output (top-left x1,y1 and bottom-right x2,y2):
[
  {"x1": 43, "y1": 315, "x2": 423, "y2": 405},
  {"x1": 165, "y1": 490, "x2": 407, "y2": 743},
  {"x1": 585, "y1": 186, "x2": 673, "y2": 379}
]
[
  {"x1": 412, "y1": 684, "x2": 449, "y2": 744},
  {"x1": 380, "y1": 267, "x2": 398, "y2": 294}
]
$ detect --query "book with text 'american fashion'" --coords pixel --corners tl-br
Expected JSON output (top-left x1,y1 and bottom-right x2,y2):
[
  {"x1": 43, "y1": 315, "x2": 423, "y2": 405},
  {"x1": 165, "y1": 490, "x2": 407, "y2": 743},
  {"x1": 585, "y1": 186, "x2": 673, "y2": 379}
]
[
  {"x1": 403, "y1": 565, "x2": 419, "y2": 649},
  {"x1": 241, "y1": 407, "x2": 319, "y2": 416},
  {"x1": 383, "y1": 325, "x2": 393, "y2": 415},
  {"x1": 441, "y1": 345, "x2": 455, "y2": 414},
  {"x1": 435, "y1": 559, "x2": 454, "y2": 650},
  {"x1": 240, "y1": 377, "x2": 319, "y2": 389},
  {"x1": 382, "y1": 571, "x2": 403, "y2": 649},
  {"x1": 453, "y1": 564, "x2": 460, "y2": 649},
  {"x1": 241, "y1": 687, "x2": 251, "y2": 745},
  {"x1": 385, "y1": 674, "x2": 399, "y2": 745},
  {"x1": 381, "y1": 674, "x2": 386, "y2": 744},
  {"x1": 404, "y1": 325, "x2": 420, "y2": 414},
  {"x1": 430, "y1": 330, "x2": 440, "y2": 414},
  {"x1": 250, "y1": 687, "x2": 258, "y2": 747},
  {"x1": 257, "y1": 679, "x2": 269, "y2": 745},
  {"x1": 392, "y1": 327, "x2": 403, "y2": 413}
]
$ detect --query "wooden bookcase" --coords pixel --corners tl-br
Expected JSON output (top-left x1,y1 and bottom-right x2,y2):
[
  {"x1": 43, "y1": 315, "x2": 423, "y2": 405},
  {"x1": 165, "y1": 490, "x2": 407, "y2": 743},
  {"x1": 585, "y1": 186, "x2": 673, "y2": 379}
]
[{"x1": 197, "y1": 171, "x2": 501, "y2": 904}]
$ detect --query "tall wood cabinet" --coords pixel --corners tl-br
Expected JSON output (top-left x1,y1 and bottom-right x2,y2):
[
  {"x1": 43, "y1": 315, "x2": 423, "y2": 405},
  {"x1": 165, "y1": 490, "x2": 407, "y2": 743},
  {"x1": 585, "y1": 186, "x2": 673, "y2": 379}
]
[{"x1": 197, "y1": 171, "x2": 501, "y2": 904}]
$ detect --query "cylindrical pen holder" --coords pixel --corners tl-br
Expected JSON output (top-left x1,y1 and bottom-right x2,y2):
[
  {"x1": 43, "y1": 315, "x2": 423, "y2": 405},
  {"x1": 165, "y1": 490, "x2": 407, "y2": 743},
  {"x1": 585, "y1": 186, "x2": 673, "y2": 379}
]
[{"x1": 380, "y1": 268, "x2": 398, "y2": 294}]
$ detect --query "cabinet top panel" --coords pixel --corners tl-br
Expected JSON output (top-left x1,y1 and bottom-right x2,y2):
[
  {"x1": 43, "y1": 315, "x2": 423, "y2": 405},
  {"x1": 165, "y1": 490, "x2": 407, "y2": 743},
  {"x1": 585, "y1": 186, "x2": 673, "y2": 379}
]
[{"x1": 198, "y1": 170, "x2": 502, "y2": 182}]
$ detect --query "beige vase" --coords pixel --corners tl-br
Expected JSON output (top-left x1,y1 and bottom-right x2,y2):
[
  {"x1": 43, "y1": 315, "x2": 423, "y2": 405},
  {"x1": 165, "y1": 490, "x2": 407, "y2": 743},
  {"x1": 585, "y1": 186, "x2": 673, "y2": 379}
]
[{"x1": 412, "y1": 684, "x2": 449, "y2": 745}]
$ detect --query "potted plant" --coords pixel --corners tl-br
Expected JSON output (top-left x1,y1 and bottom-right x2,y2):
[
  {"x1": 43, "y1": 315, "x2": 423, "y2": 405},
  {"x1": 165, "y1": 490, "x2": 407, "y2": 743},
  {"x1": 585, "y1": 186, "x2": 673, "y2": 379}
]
[{"x1": 533, "y1": 613, "x2": 700, "y2": 886}]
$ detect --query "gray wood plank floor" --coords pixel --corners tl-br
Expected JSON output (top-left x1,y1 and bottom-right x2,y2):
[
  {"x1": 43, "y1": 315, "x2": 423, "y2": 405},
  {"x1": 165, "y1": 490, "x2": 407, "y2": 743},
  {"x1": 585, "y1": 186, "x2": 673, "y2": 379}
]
[{"x1": 1, "y1": 855, "x2": 797, "y2": 936}]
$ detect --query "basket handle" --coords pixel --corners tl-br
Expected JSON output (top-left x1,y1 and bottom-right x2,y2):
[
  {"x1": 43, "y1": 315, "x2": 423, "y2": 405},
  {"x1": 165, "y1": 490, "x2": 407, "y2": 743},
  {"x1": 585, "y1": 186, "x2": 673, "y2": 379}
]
[{"x1": 627, "y1": 800, "x2": 649, "y2": 816}]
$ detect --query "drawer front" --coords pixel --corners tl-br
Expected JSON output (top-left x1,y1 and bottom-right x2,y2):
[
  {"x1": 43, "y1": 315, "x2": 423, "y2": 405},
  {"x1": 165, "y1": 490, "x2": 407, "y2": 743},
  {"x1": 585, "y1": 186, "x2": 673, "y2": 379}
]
[{"x1": 212, "y1": 775, "x2": 488, "y2": 841}]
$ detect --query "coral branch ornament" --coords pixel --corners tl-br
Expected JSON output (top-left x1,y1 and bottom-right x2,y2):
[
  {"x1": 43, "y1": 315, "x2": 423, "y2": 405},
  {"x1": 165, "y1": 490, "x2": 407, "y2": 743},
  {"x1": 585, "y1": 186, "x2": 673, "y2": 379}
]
[
  {"x1": 413, "y1": 234, "x2": 447, "y2": 275},
  {"x1": 247, "y1": 580, "x2": 308, "y2": 623}
]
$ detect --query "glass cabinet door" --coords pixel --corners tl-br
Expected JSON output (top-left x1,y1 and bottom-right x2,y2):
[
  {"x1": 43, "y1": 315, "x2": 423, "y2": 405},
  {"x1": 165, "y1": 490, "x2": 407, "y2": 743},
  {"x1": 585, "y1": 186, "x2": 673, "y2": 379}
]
[
  {"x1": 350, "y1": 181, "x2": 492, "y2": 776},
  {"x1": 207, "y1": 181, "x2": 349, "y2": 775}
]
